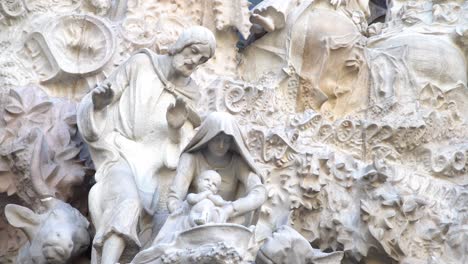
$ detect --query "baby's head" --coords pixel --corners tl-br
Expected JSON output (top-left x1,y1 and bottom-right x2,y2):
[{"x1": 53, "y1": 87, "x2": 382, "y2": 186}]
[{"x1": 194, "y1": 170, "x2": 222, "y2": 194}]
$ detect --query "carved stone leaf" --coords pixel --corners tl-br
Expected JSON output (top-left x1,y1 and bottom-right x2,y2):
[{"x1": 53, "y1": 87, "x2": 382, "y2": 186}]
[
  {"x1": 28, "y1": 110, "x2": 50, "y2": 124},
  {"x1": 8, "y1": 88, "x2": 23, "y2": 105},
  {"x1": 63, "y1": 114, "x2": 77, "y2": 126},
  {"x1": 337, "y1": 227, "x2": 369, "y2": 257},
  {"x1": 40, "y1": 165, "x2": 59, "y2": 195},
  {"x1": 5, "y1": 101, "x2": 24, "y2": 115},
  {"x1": 53, "y1": 124, "x2": 72, "y2": 148},
  {"x1": 401, "y1": 199, "x2": 418, "y2": 213},
  {"x1": 29, "y1": 101, "x2": 52, "y2": 114},
  {"x1": 56, "y1": 146, "x2": 81, "y2": 161},
  {"x1": 369, "y1": 225, "x2": 385, "y2": 241},
  {"x1": 267, "y1": 186, "x2": 285, "y2": 205},
  {"x1": 446, "y1": 227, "x2": 467, "y2": 247},
  {"x1": 290, "y1": 194, "x2": 302, "y2": 209}
]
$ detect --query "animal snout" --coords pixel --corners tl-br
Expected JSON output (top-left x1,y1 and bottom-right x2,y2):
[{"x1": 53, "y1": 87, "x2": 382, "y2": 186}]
[
  {"x1": 49, "y1": 232, "x2": 74, "y2": 249},
  {"x1": 43, "y1": 236, "x2": 73, "y2": 263}
]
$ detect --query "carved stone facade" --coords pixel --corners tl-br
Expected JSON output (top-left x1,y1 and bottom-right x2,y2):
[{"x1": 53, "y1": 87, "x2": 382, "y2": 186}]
[{"x1": 0, "y1": 0, "x2": 467, "y2": 264}]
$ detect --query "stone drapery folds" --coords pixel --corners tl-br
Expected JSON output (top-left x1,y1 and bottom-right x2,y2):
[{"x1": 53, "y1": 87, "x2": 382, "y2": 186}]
[{"x1": 0, "y1": 0, "x2": 467, "y2": 263}]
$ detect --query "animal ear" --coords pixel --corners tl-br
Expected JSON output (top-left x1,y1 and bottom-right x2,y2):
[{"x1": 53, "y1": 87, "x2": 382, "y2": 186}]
[{"x1": 5, "y1": 204, "x2": 40, "y2": 240}]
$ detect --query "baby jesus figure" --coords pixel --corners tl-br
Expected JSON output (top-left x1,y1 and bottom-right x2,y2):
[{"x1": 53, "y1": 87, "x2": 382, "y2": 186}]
[{"x1": 187, "y1": 170, "x2": 230, "y2": 226}]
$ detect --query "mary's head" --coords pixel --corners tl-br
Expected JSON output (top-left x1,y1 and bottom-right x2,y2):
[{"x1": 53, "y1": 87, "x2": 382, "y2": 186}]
[
  {"x1": 183, "y1": 112, "x2": 260, "y2": 176},
  {"x1": 206, "y1": 132, "x2": 232, "y2": 157}
]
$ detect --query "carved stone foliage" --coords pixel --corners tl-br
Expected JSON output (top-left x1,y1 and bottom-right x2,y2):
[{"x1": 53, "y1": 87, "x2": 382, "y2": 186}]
[
  {"x1": 215, "y1": 1, "x2": 467, "y2": 262},
  {"x1": 0, "y1": 85, "x2": 91, "y2": 262},
  {"x1": 213, "y1": 85, "x2": 468, "y2": 262},
  {"x1": 0, "y1": 0, "x2": 467, "y2": 263},
  {"x1": 0, "y1": 86, "x2": 89, "y2": 205}
]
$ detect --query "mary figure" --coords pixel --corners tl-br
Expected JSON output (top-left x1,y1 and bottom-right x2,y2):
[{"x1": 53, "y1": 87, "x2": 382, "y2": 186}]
[{"x1": 132, "y1": 112, "x2": 267, "y2": 263}]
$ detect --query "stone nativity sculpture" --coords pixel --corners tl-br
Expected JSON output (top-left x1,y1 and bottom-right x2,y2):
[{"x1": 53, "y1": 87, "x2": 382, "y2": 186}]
[
  {"x1": 77, "y1": 26, "x2": 216, "y2": 264},
  {"x1": 132, "y1": 111, "x2": 267, "y2": 263},
  {"x1": 0, "y1": 0, "x2": 468, "y2": 264}
]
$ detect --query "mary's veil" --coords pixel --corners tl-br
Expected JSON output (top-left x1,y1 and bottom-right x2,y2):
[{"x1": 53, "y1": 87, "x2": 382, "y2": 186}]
[{"x1": 183, "y1": 112, "x2": 262, "y2": 178}]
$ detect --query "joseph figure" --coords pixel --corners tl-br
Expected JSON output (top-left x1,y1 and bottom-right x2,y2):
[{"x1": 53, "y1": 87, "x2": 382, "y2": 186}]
[{"x1": 77, "y1": 26, "x2": 216, "y2": 264}]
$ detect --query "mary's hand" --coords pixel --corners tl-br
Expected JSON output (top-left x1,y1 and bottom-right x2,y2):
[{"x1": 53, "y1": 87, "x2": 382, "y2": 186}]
[
  {"x1": 92, "y1": 82, "x2": 114, "y2": 110},
  {"x1": 172, "y1": 205, "x2": 185, "y2": 216},
  {"x1": 208, "y1": 194, "x2": 228, "y2": 206},
  {"x1": 166, "y1": 97, "x2": 188, "y2": 129},
  {"x1": 168, "y1": 199, "x2": 184, "y2": 214},
  {"x1": 218, "y1": 203, "x2": 235, "y2": 223}
]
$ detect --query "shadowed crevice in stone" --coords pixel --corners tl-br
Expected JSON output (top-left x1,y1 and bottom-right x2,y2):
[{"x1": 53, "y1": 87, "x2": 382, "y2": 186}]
[{"x1": 369, "y1": 0, "x2": 388, "y2": 24}]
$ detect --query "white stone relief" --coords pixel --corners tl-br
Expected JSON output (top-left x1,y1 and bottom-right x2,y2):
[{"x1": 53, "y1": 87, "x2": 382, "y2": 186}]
[
  {"x1": 256, "y1": 225, "x2": 343, "y2": 264},
  {"x1": 5, "y1": 199, "x2": 90, "y2": 264},
  {"x1": 0, "y1": 0, "x2": 467, "y2": 263},
  {"x1": 132, "y1": 111, "x2": 267, "y2": 263},
  {"x1": 25, "y1": 14, "x2": 115, "y2": 83},
  {"x1": 77, "y1": 26, "x2": 215, "y2": 264},
  {"x1": 0, "y1": 85, "x2": 91, "y2": 263}
]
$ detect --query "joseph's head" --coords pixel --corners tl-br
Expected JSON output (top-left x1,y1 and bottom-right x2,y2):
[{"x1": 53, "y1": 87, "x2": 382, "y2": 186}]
[{"x1": 169, "y1": 26, "x2": 216, "y2": 77}]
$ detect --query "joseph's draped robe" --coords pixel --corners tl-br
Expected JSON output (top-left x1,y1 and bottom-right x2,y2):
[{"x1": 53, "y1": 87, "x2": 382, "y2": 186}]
[{"x1": 77, "y1": 49, "x2": 200, "y2": 262}]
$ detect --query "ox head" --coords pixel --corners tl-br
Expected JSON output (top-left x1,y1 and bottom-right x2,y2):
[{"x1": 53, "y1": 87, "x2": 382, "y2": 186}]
[{"x1": 5, "y1": 199, "x2": 90, "y2": 264}]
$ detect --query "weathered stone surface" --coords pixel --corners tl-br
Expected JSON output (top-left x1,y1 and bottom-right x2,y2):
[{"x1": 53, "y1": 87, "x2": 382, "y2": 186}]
[{"x1": 0, "y1": 0, "x2": 467, "y2": 263}]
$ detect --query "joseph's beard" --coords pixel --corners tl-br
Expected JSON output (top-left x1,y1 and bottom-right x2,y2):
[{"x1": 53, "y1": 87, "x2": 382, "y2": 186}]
[{"x1": 172, "y1": 57, "x2": 196, "y2": 76}]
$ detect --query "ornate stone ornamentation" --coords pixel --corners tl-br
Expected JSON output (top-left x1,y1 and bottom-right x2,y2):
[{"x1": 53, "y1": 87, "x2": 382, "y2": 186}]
[
  {"x1": 0, "y1": 0, "x2": 467, "y2": 263},
  {"x1": 25, "y1": 14, "x2": 115, "y2": 83},
  {"x1": 0, "y1": 85, "x2": 91, "y2": 263}
]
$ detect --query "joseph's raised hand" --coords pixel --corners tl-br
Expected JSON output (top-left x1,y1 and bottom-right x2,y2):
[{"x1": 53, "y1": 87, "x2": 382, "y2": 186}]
[
  {"x1": 330, "y1": 0, "x2": 343, "y2": 8},
  {"x1": 92, "y1": 83, "x2": 114, "y2": 110},
  {"x1": 166, "y1": 97, "x2": 188, "y2": 129}
]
